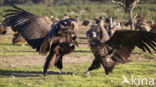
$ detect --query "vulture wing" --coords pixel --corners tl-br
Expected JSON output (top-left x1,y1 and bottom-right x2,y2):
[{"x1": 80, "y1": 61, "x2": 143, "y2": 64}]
[
  {"x1": 105, "y1": 30, "x2": 156, "y2": 60},
  {"x1": 2, "y1": 5, "x2": 51, "y2": 51}
]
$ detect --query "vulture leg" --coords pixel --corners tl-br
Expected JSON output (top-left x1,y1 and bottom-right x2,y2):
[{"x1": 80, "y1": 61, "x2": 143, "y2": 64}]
[
  {"x1": 43, "y1": 49, "x2": 56, "y2": 76},
  {"x1": 84, "y1": 58, "x2": 101, "y2": 76},
  {"x1": 100, "y1": 57, "x2": 115, "y2": 76},
  {"x1": 54, "y1": 55, "x2": 63, "y2": 74}
]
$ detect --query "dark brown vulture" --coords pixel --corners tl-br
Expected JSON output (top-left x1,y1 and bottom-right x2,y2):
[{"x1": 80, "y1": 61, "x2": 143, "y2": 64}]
[
  {"x1": 82, "y1": 19, "x2": 91, "y2": 26},
  {"x1": 2, "y1": 5, "x2": 78, "y2": 76},
  {"x1": 84, "y1": 18, "x2": 156, "y2": 77},
  {"x1": 0, "y1": 23, "x2": 7, "y2": 34}
]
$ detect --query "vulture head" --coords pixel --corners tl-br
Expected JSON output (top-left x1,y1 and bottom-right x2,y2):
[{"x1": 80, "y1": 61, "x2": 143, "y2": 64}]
[
  {"x1": 56, "y1": 22, "x2": 78, "y2": 46},
  {"x1": 86, "y1": 24, "x2": 101, "y2": 41}
]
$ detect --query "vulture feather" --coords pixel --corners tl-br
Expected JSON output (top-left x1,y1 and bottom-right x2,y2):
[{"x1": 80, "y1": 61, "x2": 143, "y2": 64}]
[
  {"x1": 85, "y1": 18, "x2": 156, "y2": 76},
  {"x1": 3, "y1": 5, "x2": 78, "y2": 76}
]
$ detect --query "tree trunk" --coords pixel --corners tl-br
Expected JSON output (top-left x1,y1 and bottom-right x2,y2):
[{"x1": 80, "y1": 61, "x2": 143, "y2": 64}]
[
  {"x1": 129, "y1": 1, "x2": 138, "y2": 30},
  {"x1": 129, "y1": 9, "x2": 135, "y2": 30}
]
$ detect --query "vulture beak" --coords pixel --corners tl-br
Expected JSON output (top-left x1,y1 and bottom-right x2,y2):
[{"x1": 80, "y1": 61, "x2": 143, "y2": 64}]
[
  {"x1": 71, "y1": 35, "x2": 78, "y2": 47},
  {"x1": 73, "y1": 40, "x2": 78, "y2": 47},
  {"x1": 71, "y1": 32, "x2": 78, "y2": 47}
]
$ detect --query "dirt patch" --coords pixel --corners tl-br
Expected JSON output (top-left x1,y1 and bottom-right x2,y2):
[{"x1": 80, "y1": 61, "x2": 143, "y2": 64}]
[{"x1": 0, "y1": 54, "x2": 93, "y2": 68}]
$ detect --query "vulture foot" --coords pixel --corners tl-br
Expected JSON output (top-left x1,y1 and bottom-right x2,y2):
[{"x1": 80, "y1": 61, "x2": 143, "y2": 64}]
[
  {"x1": 83, "y1": 71, "x2": 90, "y2": 77},
  {"x1": 106, "y1": 75, "x2": 109, "y2": 78}
]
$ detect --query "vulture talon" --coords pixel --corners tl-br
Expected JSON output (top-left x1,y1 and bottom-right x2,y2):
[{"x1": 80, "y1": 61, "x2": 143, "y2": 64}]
[
  {"x1": 43, "y1": 72, "x2": 47, "y2": 76},
  {"x1": 106, "y1": 75, "x2": 109, "y2": 78},
  {"x1": 59, "y1": 69, "x2": 63, "y2": 74},
  {"x1": 84, "y1": 71, "x2": 90, "y2": 77}
]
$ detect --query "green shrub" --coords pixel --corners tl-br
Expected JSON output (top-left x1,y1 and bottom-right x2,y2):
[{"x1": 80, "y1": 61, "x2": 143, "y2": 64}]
[{"x1": 0, "y1": 4, "x2": 155, "y2": 22}]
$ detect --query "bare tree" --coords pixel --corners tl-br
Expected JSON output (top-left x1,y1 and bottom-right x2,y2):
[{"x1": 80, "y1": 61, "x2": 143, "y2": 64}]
[{"x1": 112, "y1": 0, "x2": 140, "y2": 30}]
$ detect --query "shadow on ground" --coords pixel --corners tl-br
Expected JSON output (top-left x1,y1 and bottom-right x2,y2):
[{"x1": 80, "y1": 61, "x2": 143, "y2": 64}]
[
  {"x1": 0, "y1": 70, "x2": 74, "y2": 77},
  {"x1": 0, "y1": 43, "x2": 28, "y2": 46},
  {"x1": 74, "y1": 50, "x2": 91, "y2": 53}
]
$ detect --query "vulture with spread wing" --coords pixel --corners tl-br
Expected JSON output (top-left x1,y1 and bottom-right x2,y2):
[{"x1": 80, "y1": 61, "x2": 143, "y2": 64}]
[
  {"x1": 3, "y1": 5, "x2": 78, "y2": 76},
  {"x1": 84, "y1": 18, "x2": 156, "y2": 76}
]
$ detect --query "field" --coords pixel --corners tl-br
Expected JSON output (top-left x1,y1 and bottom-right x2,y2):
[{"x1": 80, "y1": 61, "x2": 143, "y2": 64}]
[
  {"x1": 0, "y1": 24, "x2": 156, "y2": 87},
  {"x1": 0, "y1": 4, "x2": 156, "y2": 21},
  {"x1": 0, "y1": 4, "x2": 156, "y2": 87}
]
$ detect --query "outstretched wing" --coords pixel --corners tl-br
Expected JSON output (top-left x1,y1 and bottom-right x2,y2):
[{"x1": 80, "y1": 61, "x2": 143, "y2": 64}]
[
  {"x1": 2, "y1": 5, "x2": 51, "y2": 51},
  {"x1": 105, "y1": 30, "x2": 156, "y2": 61}
]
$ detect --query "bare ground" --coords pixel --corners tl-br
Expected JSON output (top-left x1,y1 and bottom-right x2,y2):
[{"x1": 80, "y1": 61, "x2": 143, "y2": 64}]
[{"x1": 0, "y1": 54, "x2": 93, "y2": 67}]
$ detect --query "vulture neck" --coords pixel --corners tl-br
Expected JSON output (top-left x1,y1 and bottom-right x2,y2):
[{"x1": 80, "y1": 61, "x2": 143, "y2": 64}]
[{"x1": 98, "y1": 20, "x2": 110, "y2": 42}]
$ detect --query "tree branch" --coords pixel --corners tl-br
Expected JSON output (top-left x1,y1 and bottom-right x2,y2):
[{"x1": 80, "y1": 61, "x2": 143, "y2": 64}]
[
  {"x1": 131, "y1": 1, "x2": 138, "y2": 11},
  {"x1": 111, "y1": 0, "x2": 125, "y2": 9},
  {"x1": 129, "y1": 0, "x2": 140, "y2": 30}
]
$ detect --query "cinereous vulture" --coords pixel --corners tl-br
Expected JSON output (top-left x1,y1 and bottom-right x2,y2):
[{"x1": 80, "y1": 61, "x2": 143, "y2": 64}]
[
  {"x1": 84, "y1": 17, "x2": 156, "y2": 77},
  {"x1": 3, "y1": 5, "x2": 78, "y2": 76}
]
